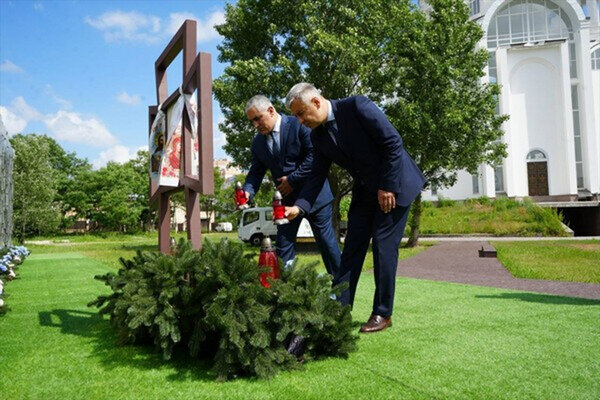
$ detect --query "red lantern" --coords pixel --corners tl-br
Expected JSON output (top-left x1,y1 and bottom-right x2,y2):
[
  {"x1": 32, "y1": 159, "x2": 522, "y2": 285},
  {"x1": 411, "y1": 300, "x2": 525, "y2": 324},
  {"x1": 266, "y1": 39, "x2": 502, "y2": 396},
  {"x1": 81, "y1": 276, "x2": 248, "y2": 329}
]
[
  {"x1": 258, "y1": 237, "x2": 280, "y2": 288},
  {"x1": 235, "y1": 181, "x2": 249, "y2": 210},
  {"x1": 273, "y1": 190, "x2": 289, "y2": 225}
]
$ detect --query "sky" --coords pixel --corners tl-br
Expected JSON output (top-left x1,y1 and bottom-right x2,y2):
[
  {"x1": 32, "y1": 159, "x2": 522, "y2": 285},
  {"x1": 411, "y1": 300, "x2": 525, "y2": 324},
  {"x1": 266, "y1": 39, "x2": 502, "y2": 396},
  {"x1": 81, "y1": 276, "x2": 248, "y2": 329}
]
[{"x1": 0, "y1": 0, "x2": 231, "y2": 169}]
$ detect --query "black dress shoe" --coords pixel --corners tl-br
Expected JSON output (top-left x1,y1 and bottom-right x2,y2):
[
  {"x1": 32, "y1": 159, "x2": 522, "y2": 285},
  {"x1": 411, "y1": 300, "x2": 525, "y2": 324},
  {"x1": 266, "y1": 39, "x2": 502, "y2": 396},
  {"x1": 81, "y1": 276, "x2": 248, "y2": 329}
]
[
  {"x1": 286, "y1": 335, "x2": 306, "y2": 360},
  {"x1": 360, "y1": 314, "x2": 392, "y2": 333}
]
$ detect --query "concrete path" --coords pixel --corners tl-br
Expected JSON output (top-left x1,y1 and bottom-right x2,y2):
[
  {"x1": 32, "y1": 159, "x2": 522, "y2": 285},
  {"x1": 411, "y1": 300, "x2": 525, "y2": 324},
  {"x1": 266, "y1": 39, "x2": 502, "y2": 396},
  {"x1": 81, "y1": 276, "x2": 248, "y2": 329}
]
[{"x1": 396, "y1": 241, "x2": 600, "y2": 300}]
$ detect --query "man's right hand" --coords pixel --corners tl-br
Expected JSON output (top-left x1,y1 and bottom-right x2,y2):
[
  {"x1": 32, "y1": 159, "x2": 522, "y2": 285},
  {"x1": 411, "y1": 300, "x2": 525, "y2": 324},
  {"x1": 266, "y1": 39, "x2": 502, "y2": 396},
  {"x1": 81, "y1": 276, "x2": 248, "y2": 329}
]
[
  {"x1": 245, "y1": 191, "x2": 250, "y2": 201},
  {"x1": 285, "y1": 206, "x2": 301, "y2": 220}
]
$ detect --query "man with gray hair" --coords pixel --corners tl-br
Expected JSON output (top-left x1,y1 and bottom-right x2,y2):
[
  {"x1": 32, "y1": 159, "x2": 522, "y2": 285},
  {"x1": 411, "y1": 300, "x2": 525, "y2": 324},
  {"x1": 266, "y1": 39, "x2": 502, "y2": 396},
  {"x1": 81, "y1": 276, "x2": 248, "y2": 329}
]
[
  {"x1": 242, "y1": 95, "x2": 340, "y2": 276},
  {"x1": 284, "y1": 83, "x2": 425, "y2": 333}
]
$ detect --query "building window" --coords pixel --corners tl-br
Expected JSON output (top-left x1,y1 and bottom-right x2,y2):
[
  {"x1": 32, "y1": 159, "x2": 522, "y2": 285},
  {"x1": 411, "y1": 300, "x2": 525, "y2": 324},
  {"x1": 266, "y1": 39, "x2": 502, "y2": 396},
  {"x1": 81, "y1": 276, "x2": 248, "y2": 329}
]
[
  {"x1": 469, "y1": 0, "x2": 481, "y2": 16},
  {"x1": 526, "y1": 150, "x2": 547, "y2": 161},
  {"x1": 472, "y1": 174, "x2": 480, "y2": 194},
  {"x1": 487, "y1": 0, "x2": 572, "y2": 48},
  {"x1": 592, "y1": 48, "x2": 600, "y2": 70},
  {"x1": 494, "y1": 165, "x2": 504, "y2": 193},
  {"x1": 571, "y1": 85, "x2": 584, "y2": 189}
]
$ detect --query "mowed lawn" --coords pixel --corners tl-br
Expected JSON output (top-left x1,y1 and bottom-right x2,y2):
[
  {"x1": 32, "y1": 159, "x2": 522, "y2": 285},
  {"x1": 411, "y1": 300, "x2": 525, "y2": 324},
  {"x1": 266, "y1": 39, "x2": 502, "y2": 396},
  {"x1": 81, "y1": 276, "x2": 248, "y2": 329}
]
[
  {"x1": 494, "y1": 240, "x2": 600, "y2": 283},
  {"x1": 0, "y1": 237, "x2": 599, "y2": 399}
]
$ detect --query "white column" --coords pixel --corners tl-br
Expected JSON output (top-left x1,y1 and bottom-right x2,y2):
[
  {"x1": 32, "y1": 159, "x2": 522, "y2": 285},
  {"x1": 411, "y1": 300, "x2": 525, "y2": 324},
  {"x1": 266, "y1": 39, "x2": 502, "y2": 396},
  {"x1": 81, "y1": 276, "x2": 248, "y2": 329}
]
[
  {"x1": 482, "y1": 165, "x2": 496, "y2": 198},
  {"x1": 495, "y1": 47, "x2": 514, "y2": 196},
  {"x1": 576, "y1": 27, "x2": 600, "y2": 193},
  {"x1": 559, "y1": 41, "x2": 579, "y2": 195},
  {"x1": 589, "y1": 0, "x2": 599, "y2": 27}
]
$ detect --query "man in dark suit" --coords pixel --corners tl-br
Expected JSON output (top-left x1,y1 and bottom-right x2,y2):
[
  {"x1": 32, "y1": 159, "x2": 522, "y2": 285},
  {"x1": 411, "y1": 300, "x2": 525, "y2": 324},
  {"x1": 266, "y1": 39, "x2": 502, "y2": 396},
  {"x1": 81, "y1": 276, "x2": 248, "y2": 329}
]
[
  {"x1": 284, "y1": 83, "x2": 425, "y2": 333},
  {"x1": 242, "y1": 95, "x2": 340, "y2": 276}
]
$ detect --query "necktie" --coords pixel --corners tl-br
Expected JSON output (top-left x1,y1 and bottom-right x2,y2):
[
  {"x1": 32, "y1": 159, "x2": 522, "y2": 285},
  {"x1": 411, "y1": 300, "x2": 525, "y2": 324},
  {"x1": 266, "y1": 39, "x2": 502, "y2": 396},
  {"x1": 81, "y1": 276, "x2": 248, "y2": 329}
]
[
  {"x1": 325, "y1": 120, "x2": 341, "y2": 147},
  {"x1": 270, "y1": 131, "x2": 280, "y2": 160}
]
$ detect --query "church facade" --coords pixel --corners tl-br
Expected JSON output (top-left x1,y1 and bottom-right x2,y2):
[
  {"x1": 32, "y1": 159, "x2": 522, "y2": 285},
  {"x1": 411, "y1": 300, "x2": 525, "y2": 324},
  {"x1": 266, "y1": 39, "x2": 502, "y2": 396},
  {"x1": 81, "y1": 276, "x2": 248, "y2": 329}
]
[{"x1": 420, "y1": 0, "x2": 600, "y2": 203}]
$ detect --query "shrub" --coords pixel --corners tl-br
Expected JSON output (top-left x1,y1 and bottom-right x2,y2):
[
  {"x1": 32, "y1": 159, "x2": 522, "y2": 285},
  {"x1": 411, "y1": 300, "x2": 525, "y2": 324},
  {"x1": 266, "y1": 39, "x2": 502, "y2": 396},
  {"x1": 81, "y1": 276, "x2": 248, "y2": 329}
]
[
  {"x1": 436, "y1": 196, "x2": 455, "y2": 208},
  {"x1": 89, "y1": 239, "x2": 358, "y2": 380}
]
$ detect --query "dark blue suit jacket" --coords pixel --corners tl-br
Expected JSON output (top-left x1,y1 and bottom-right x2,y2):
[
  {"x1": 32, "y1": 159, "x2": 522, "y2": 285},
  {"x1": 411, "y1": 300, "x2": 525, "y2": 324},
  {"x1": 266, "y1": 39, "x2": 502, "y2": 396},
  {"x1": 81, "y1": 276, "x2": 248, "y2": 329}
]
[
  {"x1": 244, "y1": 114, "x2": 333, "y2": 212},
  {"x1": 295, "y1": 96, "x2": 425, "y2": 213}
]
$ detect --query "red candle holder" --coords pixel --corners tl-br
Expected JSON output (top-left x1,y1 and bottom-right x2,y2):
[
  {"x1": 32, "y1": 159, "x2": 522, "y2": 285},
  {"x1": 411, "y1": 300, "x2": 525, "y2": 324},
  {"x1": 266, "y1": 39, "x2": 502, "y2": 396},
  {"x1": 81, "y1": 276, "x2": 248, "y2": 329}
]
[
  {"x1": 258, "y1": 237, "x2": 280, "y2": 288},
  {"x1": 273, "y1": 190, "x2": 289, "y2": 225},
  {"x1": 235, "y1": 181, "x2": 249, "y2": 210}
]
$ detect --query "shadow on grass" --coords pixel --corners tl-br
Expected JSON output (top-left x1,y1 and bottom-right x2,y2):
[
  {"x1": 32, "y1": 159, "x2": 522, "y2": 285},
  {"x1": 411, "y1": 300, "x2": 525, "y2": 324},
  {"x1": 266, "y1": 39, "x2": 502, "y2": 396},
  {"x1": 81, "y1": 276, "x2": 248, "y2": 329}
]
[
  {"x1": 38, "y1": 308, "x2": 217, "y2": 382},
  {"x1": 117, "y1": 243, "x2": 157, "y2": 252},
  {"x1": 475, "y1": 293, "x2": 600, "y2": 305}
]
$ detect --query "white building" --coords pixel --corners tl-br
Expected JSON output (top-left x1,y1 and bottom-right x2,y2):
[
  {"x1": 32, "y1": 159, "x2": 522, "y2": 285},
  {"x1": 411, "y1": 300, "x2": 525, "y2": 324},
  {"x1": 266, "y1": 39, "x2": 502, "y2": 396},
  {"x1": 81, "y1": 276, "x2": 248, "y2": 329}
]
[{"x1": 420, "y1": 0, "x2": 600, "y2": 204}]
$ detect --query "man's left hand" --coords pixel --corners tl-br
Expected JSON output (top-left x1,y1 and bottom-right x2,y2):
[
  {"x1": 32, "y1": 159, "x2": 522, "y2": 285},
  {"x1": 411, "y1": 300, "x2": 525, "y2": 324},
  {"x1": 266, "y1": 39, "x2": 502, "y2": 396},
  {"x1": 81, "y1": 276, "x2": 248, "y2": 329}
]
[
  {"x1": 277, "y1": 176, "x2": 293, "y2": 196},
  {"x1": 377, "y1": 190, "x2": 396, "y2": 213}
]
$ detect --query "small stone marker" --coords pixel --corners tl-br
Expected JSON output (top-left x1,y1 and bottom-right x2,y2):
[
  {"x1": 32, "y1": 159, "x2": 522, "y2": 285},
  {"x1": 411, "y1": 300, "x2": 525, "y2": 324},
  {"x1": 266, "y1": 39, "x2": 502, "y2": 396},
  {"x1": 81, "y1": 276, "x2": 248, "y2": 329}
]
[{"x1": 478, "y1": 243, "x2": 497, "y2": 258}]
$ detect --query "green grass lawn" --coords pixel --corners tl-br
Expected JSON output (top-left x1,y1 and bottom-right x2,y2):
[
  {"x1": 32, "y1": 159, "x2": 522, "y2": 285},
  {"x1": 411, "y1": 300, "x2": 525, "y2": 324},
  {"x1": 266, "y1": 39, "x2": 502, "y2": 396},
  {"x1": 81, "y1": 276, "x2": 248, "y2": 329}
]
[
  {"x1": 493, "y1": 240, "x2": 600, "y2": 284},
  {"x1": 25, "y1": 232, "x2": 432, "y2": 272},
  {"x1": 416, "y1": 197, "x2": 567, "y2": 236},
  {"x1": 1, "y1": 239, "x2": 599, "y2": 399}
]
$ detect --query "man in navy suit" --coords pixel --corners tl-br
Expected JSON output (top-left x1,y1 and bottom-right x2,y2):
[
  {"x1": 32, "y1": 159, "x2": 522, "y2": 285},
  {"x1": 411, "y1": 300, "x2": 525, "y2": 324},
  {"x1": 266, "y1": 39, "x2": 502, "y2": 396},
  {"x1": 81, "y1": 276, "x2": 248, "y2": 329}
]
[
  {"x1": 242, "y1": 95, "x2": 340, "y2": 276},
  {"x1": 284, "y1": 83, "x2": 426, "y2": 333}
]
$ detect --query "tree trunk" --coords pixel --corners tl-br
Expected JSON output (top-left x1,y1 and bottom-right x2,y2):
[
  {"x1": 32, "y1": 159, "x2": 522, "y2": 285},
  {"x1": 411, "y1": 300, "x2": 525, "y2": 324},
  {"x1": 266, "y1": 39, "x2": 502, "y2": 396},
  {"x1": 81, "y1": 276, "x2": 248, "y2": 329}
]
[{"x1": 406, "y1": 193, "x2": 421, "y2": 248}]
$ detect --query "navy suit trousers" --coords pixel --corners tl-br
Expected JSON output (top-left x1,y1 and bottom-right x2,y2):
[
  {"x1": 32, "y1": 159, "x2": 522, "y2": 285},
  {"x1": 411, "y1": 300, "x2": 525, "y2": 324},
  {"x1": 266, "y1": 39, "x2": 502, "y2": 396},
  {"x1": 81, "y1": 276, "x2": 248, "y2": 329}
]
[
  {"x1": 276, "y1": 201, "x2": 340, "y2": 277},
  {"x1": 334, "y1": 186, "x2": 411, "y2": 317}
]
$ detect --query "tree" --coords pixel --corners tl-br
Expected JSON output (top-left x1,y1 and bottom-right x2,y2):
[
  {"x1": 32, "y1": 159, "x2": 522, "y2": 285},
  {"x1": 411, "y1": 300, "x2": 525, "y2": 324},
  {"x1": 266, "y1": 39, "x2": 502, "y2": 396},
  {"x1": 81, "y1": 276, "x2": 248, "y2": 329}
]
[
  {"x1": 37, "y1": 135, "x2": 91, "y2": 228},
  {"x1": 200, "y1": 167, "x2": 226, "y2": 232},
  {"x1": 68, "y1": 155, "x2": 148, "y2": 232},
  {"x1": 214, "y1": 0, "x2": 416, "y2": 240},
  {"x1": 10, "y1": 134, "x2": 61, "y2": 240},
  {"x1": 214, "y1": 0, "x2": 505, "y2": 246},
  {"x1": 381, "y1": 0, "x2": 507, "y2": 245}
]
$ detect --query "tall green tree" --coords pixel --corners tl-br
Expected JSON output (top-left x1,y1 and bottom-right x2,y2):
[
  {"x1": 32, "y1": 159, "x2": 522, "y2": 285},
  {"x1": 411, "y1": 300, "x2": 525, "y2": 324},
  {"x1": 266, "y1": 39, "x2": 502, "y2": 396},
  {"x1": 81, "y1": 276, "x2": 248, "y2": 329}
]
[
  {"x1": 10, "y1": 134, "x2": 61, "y2": 240},
  {"x1": 37, "y1": 135, "x2": 91, "y2": 228},
  {"x1": 214, "y1": 0, "x2": 505, "y2": 245},
  {"x1": 214, "y1": 0, "x2": 414, "y2": 239},
  {"x1": 382, "y1": 0, "x2": 507, "y2": 245},
  {"x1": 68, "y1": 153, "x2": 149, "y2": 232},
  {"x1": 200, "y1": 167, "x2": 226, "y2": 231}
]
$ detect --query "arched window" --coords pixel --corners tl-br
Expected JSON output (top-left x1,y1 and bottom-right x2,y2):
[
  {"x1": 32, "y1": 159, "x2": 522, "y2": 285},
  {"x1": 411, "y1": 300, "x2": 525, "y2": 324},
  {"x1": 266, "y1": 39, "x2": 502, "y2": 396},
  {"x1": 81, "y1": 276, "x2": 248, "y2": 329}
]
[
  {"x1": 470, "y1": 0, "x2": 481, "y2": 16},
  {"x1": 487, "y1": 0, "x2": 573, "y2": 48},
  {"x1": 527, "y1": 149, "x2": 547, "y2": 161},
  {"x1": 592, "y1": 48, "x2": 600, "y2": 70}
]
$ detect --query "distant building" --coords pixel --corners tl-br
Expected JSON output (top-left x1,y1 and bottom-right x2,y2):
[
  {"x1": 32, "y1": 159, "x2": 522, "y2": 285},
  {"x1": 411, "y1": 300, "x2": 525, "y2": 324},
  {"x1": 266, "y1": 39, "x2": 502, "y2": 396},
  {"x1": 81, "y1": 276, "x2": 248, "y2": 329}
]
[
  {"x1": 214, "y1": 157, "x2": 243, "y2": 185},
  {"x1": 419, "y1": 0, "x2": 599, "y2": 204}
]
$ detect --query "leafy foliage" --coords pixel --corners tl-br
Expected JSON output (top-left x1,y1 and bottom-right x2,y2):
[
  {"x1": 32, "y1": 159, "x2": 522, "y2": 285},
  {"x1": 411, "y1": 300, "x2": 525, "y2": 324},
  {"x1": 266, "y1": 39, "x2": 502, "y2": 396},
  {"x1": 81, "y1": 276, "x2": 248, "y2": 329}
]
[
  {"x1": 10, "y1": 134, "x2": 61, "y2": 241},
  {"x1": 214, "y1": 0, "x2": 506, "y2": 244},
  {"x1": 90, "y1": 238, "x2": 357, "y2": 380}
]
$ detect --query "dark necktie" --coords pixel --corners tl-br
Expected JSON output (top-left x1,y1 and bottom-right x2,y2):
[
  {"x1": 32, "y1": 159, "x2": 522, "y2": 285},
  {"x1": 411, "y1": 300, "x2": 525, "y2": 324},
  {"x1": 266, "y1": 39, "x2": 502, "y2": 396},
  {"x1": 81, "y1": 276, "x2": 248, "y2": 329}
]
[
  {"x1": 324, "y1": 120, "x2": 342, "y2": 148},
  {"x1": 270, "y1": 132, "x2": 280, "y2": 160}
]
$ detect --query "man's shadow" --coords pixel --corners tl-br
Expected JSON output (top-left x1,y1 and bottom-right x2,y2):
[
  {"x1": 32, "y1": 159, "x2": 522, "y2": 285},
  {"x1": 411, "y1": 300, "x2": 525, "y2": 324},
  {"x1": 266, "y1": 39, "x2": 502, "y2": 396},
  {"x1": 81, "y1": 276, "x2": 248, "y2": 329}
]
[
  {"x1": 475, "y1": 292, "x2": 600, "y2": 305},
  {"x1": 38, "y1": 309, "x2": 216, "y2": 382}
]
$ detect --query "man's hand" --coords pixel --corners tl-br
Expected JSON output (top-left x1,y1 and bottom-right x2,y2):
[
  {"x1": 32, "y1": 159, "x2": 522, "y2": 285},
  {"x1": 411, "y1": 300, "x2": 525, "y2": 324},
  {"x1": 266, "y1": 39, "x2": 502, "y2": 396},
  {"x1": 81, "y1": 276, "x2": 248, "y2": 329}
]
[
  {"x1": 377, "y1": 190, "x2": 396, "y2": 213},
  {"x1": 277, "y1": 176, "x2": 293, "y2": 196},
  {"x1": 285, "y1": 206, "x2": 301, "y2": 220},
  {"x1": 234, "y1": 191, "x2": 251, "y2": 207}
]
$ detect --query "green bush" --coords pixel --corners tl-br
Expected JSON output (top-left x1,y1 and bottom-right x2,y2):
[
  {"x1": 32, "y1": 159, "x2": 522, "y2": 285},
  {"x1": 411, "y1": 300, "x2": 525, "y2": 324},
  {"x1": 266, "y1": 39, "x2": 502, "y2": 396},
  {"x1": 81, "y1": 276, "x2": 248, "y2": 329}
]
[
  {"x1": 436, "y1": 196, "x2": 455, "y2": 208},
  {"x1": 89, "y1": 239, "x2": 358, "y2": 380},
  {"x1": 476, "y1": 196, "x2": 491, "y2": 205},
  {"x1": 492, "y1": 197, "x2": 520, "y2": 211}
]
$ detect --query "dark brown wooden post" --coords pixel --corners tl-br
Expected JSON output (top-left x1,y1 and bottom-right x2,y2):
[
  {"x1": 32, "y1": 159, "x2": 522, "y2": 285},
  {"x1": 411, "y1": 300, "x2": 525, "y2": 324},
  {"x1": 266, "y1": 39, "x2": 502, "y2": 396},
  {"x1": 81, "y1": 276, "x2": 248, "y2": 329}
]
[{"x1": 148, "y1": 19, "x2": 213, "y2": 253}]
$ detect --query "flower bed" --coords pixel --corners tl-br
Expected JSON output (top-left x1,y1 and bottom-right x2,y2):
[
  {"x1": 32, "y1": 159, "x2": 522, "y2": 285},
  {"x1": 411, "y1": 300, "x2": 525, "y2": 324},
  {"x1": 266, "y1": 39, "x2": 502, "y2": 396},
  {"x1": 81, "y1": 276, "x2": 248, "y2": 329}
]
[{"x1": 0, "y1": 245, "x2": 30, "y2": 311}]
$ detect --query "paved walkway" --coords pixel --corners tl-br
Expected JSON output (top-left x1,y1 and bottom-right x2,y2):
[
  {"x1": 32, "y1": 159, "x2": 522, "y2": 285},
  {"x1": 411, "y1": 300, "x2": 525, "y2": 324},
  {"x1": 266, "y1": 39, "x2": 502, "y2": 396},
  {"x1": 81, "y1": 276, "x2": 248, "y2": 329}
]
[{"x1": 396, "y1": 241, "x2": 600, "y2": 300}]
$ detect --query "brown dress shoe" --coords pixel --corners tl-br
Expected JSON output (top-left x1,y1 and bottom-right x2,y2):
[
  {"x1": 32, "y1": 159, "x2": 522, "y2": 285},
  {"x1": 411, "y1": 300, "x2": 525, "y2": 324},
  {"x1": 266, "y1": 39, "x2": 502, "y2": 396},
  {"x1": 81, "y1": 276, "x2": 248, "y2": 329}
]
[{"x1": 360, "y1": 314, "x2": 392, "y2": 333}]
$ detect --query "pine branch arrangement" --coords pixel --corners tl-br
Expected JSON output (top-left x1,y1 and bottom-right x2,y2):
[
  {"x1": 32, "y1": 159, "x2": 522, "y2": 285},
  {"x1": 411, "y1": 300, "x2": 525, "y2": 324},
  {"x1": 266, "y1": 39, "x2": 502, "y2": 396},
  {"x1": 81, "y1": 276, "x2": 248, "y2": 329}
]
[{"x1": 89, "y1": 238, "x2": 358, "y2": 380}]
